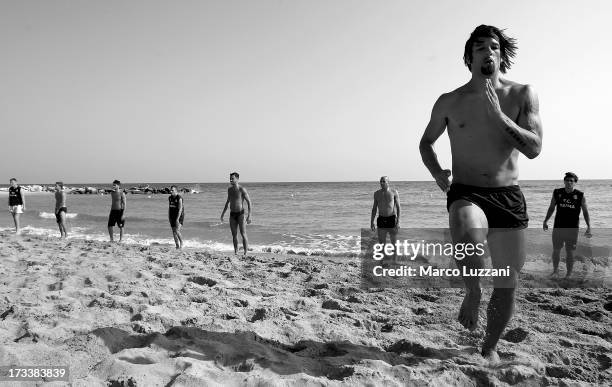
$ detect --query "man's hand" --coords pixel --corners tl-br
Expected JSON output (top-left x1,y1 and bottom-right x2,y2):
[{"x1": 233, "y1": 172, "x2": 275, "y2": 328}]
[
  {"x1": 434, "y1": 169, "x2": 452, "y2": 192},
  {"x1": 543, "y1": 221, "x2": 548, "y2": 231},
  {"x1": 220, "y1": 216, "x2": 224, "y2": 223},
  {"x1": 484, "y1": 79, "x2": 503, "y2": 116},
  {"x1": 370, "y1": 222, "x2": 376, "y2": 232},
  {"x1": 395, "y1": 219, "x2": 400, "y2": 230},
  {"x1": 585, "y1": 227, "x2": 592, "y2": 238},
  {"x1": 247, "y1": 216, "x2": 252, "y2": 225}
]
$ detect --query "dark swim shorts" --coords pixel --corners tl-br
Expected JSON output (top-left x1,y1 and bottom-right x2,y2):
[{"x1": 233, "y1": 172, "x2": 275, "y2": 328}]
[
  {"x1": 377, "y1": 215, "x2": 397, "y2": 229},
  {"x1": 230, "y1": 209, "x2": 245, "y2": 222},
  {"x1": 552, "y1": 228, "x2": 579, "y2": 250},
  {"x1": 55, "y1": 207, "x2": 67, "y2": 223},
  {"x1": 447, "y1": 183, "x2": 528, "y2": 229},
  {"x1": 169, "y1": 210, "x2": 185, "y2": 228},
  {"x1": 108, "y1": 209, "x2": 125, "y2": 228}
]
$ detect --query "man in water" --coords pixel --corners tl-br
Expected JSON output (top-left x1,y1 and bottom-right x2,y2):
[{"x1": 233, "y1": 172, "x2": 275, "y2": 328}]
[
  {"x1": 370, "y1": 176, "x2": 401, "y2": 259},
  {"x1": 169, "y1": 185, "x2": 185, "y2": 249},
  {"x1": 419, "y1": 25, "x2": 543, "y2": 361},
  {"x1": 543, "y1": 172, "x2": 592, "y2": 278},
  {"x1": 220, "y1": 172, "x2": 252, "y2": 256},
  {"x1": 108, "y1": 180, "x2": 127, "y2": 242},
  {"x1": 54, "y1": 181, "x2": 68, "y2": 238},
  {"x1": 7, "y1": 178, "x2": 26, "y2": 234}
]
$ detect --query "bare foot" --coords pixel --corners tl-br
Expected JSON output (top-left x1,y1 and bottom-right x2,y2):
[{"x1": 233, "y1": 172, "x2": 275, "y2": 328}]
[
  {"x1": 482, "y1": 348, "x2": 501, "y2": 365},
  {"x1": 550, "y1": 270, "x2": 559, "y2": 278},
  {"x1": 458, "y1": 288, "x2": 481, "y2": 331},
  {"x1": 565, "y1": 271, "x2": 573, "y2": 279}
]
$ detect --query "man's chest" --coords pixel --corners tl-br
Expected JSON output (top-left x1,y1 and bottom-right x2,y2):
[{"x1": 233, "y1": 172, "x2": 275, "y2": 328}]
[
  {"x1": 377, "y1": 192, "x2": 395, "y2": 205},
  {"x1": 447, "y1": 93, "x2": 520, "y2": 129}
]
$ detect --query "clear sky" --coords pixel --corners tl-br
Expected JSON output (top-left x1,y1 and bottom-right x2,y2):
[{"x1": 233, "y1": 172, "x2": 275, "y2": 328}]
[{"x1": 1, "y1": 0, "x2": 610, "y2": 183}]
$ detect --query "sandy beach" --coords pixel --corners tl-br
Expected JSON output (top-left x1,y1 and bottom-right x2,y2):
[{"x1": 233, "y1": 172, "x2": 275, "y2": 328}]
[{"x1": 0, "y1": 231, "x2": 610, "y2": 386}]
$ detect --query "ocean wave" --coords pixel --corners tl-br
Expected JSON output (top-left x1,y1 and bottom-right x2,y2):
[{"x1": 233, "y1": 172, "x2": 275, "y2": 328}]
[
  {"x1": 38, "y1": 211, "x2": 78, "y2": 219},
  {"x1": 5, "y1": 226, "x2": 360, "y2": 256},
  {"x1": 56, "y1": 213, "x2": 167, "y2": 224}
]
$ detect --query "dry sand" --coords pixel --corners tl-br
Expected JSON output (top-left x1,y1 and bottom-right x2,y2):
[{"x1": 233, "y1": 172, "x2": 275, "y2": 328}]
[{"x1": 0, "y1": 231, "x2": 610, "y2": 386}]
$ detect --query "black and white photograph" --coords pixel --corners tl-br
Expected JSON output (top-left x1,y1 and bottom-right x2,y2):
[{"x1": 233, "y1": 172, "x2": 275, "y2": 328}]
[{"x1": 1, "y1": 1, "x2": 610, "y2": 385}]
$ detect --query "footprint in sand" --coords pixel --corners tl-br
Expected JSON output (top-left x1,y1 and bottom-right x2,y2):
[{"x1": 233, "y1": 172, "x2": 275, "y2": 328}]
[
  {"x1": 106, "y1": 274, "x2": 119, "y2": 282},
  {"x1": 187, "y1": 276, "x2": 217, "y2": 287},
  {"x1": 47, "y1": 282, "x2": 64, "y2": 291},
  {"x1": 502, "y1": 327, "x2": 529, "y2": 343},
  {"x1": 0, "y1": 305, "x2": 15, "y2": 320}
]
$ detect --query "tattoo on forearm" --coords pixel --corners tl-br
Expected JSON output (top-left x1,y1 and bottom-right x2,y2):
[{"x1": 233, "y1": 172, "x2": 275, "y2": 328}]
[{"x1": 504, "y1": 126, "x2": 527, "y2": 147}]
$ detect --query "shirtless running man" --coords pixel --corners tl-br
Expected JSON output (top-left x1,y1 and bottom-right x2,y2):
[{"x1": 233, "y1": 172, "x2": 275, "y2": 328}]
[
  {"x1": 54, "y1": 181, "x2": 68, "y2": 238},
  {"x1": 371, "y1": 176, "x2": 401, "y2": 258},
  {"x1": 108, "y1": 180, "x2": 127, "y2": 242},
  {"x1": 419, "y1": 25, "x2": 543, "y2": 361},
  {"x1": 220, "y1": 172, "x2": 252, "y2": 256}
]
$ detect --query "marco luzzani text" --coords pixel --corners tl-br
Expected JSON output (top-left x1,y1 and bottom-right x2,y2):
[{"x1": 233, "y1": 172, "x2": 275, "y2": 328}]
[{"x1": 371, "y1": 240, "x2": 511, "y2": 278}]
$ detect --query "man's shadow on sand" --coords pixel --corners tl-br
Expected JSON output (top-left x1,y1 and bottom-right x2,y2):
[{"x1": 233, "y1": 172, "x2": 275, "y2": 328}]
[{"x1": 91, "y1": 326, "x2": 484, "y2": 380}]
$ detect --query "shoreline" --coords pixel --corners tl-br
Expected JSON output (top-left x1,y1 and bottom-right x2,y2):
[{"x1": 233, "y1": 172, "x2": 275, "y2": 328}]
[{"x1": 1, "y1": 232, "x2": 610, "y2": 385}]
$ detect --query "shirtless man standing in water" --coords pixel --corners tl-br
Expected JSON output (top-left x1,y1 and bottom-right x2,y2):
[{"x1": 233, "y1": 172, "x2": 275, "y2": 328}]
[
  {"x1": 419, "y1": 25, "x2": 543, "y2": 361},
  {"x1": 371, "y1": 176, "x2": 401, "y2": 258},
  {"x1": 54, "y1": 181, "x2": 68, "y2": 238},
  {"x1": 220, "y1": 172, "x2": 252, "y2": 256},
  {"x1": 108, "y1": 180, "x2": 127, "y2": 242}
]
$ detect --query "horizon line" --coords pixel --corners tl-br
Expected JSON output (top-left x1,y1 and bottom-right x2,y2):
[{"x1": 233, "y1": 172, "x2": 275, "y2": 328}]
[{"x1": 2, "y1": 178, "x2": 611, "y2": 186}]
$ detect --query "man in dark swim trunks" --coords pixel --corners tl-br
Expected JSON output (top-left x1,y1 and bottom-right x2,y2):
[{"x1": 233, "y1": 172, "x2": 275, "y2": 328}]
[
  {"x1": 220, "y1": 172, "x2": 252, "y2": 256},
  {"x1": 419, "y1": 25, "x2": 543, "y2": 362},
  {"x1": 7, "y1": 178, "x2": 26, "y2": 234},
  {"x1": 108, "y1": 180, "x2": 127, "y2": 242},
  {"x1": 371, "y1": 176, "x2": 401, "y2": 258},
  {"x1": 543, "y1": 172, "x2": 592, "y2": 278},
  {"x1": 169, "y1": 185, "x2": 185, "y2": 249},
  {"x1": 54, "y1": 181, "x2": 68, "y2": 239}
]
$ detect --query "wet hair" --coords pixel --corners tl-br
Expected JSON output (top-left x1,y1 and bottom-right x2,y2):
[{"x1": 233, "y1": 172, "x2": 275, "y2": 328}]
[
  {"x1": 230, "y1": 172, "x2": 239, "y2": 179},
  {"x1": 170, "y1": 185, "x2": 178, "y2": 190},
  {"x1": 9, "y1": 178, "x2": 17, "y2": 183},
  {"x1": 56, "y1": 181, "x2": 64, "y2": 188},
  {"x1": 113, "y1": 180, "x2": 121, "y2": 185},
  {"x1": 463, "y1": 25, "x2": 518, "y2": 74},
  {"x1": 564, "y1": 172, "x2": 578, "y2": 182},
  {"x1": 380, "y1": 176, "x2": 389, "y2": 182}
]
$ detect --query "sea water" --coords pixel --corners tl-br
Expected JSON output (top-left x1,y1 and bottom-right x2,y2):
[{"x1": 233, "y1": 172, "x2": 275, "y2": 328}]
[{"x1": 2, "y1": 180, "x2": 611, "y2": 256}]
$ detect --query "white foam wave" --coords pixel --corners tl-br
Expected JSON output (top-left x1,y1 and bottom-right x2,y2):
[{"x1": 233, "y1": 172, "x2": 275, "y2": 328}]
[
  {"x1": 38, "y1": 211, "x2": 78, "y2": 219},
  {"x1": 2, "y1": 226, "x2": 360, "y2": 256}
]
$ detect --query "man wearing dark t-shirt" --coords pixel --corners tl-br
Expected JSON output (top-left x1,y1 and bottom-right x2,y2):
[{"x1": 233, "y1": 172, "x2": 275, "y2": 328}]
[
  {"x1": 7, "y1": 178, "x2": 26, "y2": 234},
  {"x1": 543, "y1": 172, "x2": 592, "y2": 278},
  {"x1": 168, "y1": 185, "x2": 184, "y2": 249}
]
